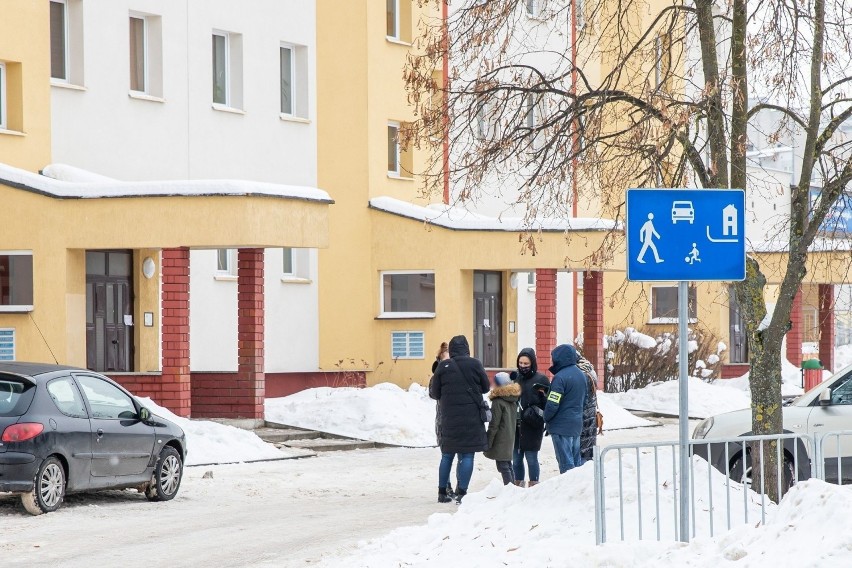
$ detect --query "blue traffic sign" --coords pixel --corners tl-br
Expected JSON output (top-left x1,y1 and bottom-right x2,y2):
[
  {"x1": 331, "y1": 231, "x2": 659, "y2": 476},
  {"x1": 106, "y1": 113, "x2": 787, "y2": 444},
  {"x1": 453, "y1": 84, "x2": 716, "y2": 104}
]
[{"x1": 626, "y1": 189, "x2": 746, "y2": 282}]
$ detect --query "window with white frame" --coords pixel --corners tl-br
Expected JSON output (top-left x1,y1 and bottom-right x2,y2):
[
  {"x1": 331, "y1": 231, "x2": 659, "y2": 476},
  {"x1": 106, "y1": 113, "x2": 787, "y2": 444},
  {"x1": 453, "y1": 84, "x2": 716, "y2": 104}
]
[
  {"x1": 282, "y1": 248, "x2": 295, "y2": 276},
  {"x1": 526, "y1": 0, "x2": 539, "y2": 17},
  {"x1": 386, "y1": 0, "x2": 398, "y2": 37},
  {"x1": 280, "y1": 45, "x2": 294, "y2": 115},
  {"x1": 650, "y1": 285, "x2": 696, "y2": 322},
  {"x1": 475, "y1": 97, "x2": 489, "y2": 139},
  {"x1": 129, "y1": 16, "x2": 147, "y2": 93},
  {"x1": 215, "y1": 249, "x2": 236, "y2": 276},
  {"x1": 391, "y1": 331, "x2": 425, "y2": 359},
  {"x1": 381, "y1": 272, "x2": 436, "y2": 317},
  {"x1": 0, "y1": 63, "x2": 5, "y2": 130},
  {"x1": 525, "y1": 94, "x2": 537, "y2": 129},
  {"x1": 0, "y1": 252, "x2": 34, "y2": 312},
  {"x1": 49, "y1": 0, "x2": 83, "y2": 85},
  {"x1": 212, "y1": 31, "x2": 243, "y2": 109},
  {"x1": 50, "y1": 0, "x2": 68, "y2": 81},
  {"x1": 388, "y1": 122, "x2": 400, "y2": 174},
  {"x1": 386, "y1": 0, "x2": 412, "y2": 42}
]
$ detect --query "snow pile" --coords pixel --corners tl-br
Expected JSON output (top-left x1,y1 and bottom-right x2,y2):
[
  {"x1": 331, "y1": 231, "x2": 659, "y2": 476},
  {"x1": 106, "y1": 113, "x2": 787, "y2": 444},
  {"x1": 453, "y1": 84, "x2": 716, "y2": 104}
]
[
  {"x1": 722, "y1": 355, "x2": 808, "y2": 397},
  {"x1": 659, "y1": 480, "x2": 852, "y2": 567},
  {"x1": 835, "y1": 343, "x2": 852, "y2": 370},
  {"x1": 139, "y1": 398, "x2": 286, "y2": 466},
  {"x1": 597, "y1": 393, "x2": 655, "y2": 429},
  {"x1": 328, "y1": 451, "x2": 769, "y2": 567},
  {"x1": 609, "y1": 377, "x2": 750, "y2": 418},
  {"x1": 265, "y1": 383, "x2": 438, "y2": 447}
]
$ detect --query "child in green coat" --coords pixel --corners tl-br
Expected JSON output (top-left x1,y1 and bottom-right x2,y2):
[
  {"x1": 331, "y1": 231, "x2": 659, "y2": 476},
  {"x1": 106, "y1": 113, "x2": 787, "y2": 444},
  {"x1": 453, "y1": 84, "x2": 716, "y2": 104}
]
[{"x1": 484, "y1": 372, "x2": 522, "y2": 485}]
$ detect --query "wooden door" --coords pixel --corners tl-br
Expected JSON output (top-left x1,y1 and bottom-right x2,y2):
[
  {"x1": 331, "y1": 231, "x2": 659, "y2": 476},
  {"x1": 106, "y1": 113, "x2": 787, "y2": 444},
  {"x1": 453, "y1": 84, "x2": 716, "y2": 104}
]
[
  {"x1": 473, "y1": 271, "x2": 503, "y2": 368},
  {"x1": 86, "y1": 251, "x2": 133, "y2": 372}
]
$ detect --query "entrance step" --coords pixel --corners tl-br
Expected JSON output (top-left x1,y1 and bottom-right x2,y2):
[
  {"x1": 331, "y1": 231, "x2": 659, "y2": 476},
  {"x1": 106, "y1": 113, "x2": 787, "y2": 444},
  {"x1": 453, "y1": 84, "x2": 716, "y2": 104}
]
[
  {"x1": 254, "y1": 427, "x2": 322, "y2": 444},
  {"x1": 284, "y1": 438, "x2": 378, "y2": 452}
]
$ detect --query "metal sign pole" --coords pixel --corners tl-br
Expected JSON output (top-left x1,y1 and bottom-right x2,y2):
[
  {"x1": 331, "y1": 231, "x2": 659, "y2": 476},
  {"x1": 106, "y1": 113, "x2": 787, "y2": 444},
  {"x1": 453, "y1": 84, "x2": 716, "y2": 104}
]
[{"x1": 678, "y1": 280, "x2": 690, "y2": 543}]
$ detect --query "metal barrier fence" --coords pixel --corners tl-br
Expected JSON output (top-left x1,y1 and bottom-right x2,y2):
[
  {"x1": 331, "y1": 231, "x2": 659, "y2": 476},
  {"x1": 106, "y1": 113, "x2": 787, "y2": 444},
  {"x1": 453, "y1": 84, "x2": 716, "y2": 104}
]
[
  {"x1": 593, "y1": 433, "x2": 814, "y2": 545},
  {"x1": 814, "y1": 430, "x2": 852, "y2": 484}
]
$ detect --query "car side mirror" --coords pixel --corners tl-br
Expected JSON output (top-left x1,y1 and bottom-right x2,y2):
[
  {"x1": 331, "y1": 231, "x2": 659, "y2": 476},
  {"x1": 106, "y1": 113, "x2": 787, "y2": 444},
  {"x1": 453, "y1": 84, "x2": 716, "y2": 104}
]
[
  {"x1": 819, "y1": 389, "x2": 832, "y2": 406},
  {"x1": 139, "y1": 407, "x2": 151, "y2": 421}
]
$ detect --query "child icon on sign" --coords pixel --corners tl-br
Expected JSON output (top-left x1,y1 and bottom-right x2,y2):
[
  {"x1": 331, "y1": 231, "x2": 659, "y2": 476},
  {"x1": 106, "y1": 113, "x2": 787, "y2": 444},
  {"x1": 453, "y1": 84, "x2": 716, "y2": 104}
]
[{"x1": 685, "y1": 243, "x2": 701, "y2": 265}]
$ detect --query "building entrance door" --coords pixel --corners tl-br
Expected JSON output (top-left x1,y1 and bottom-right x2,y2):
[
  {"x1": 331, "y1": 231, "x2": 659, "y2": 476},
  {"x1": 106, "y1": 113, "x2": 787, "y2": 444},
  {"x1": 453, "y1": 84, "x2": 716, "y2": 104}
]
[
  {"x1": 474, "y1": 271, "x2": 502, "y2": 368},
  {"x1": 86, "y1": 251, "x2": 134, "y2": 372}
]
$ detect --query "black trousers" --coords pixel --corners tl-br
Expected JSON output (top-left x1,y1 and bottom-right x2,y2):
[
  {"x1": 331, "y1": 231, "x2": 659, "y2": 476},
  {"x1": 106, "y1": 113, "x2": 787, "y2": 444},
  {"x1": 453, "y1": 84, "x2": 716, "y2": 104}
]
[{"x1": 496, "y1": 460, "x2": 515, "y2": 485}]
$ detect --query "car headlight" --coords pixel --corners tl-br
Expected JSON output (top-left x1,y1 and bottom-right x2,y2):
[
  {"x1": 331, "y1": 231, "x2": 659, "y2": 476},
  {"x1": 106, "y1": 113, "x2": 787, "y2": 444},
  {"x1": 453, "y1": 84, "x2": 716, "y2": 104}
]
[{"x1": 692, "y1": 416, "x2": 714, "y2": 439}]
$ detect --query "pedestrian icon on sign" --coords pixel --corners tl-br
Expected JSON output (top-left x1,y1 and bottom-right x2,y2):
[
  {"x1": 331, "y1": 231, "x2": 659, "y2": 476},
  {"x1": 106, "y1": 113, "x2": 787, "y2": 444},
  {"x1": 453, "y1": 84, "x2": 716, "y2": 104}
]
[{"x1": 637, "y1": 213, "x2": 664, "y2": 264}]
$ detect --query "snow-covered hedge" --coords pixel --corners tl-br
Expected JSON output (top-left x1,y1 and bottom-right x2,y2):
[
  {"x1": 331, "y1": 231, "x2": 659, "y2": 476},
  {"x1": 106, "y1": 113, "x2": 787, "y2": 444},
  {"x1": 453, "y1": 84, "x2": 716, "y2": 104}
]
[{"x1": 594, "y1": 326, "x2": 725, "y2": 392}]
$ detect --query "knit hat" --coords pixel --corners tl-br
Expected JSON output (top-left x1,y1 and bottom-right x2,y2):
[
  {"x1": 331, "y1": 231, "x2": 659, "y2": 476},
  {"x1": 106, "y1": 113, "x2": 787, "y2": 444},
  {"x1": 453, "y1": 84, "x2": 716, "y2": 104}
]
[{"x1": 494, "y1": 372, "x2": 512, "y2": 386}]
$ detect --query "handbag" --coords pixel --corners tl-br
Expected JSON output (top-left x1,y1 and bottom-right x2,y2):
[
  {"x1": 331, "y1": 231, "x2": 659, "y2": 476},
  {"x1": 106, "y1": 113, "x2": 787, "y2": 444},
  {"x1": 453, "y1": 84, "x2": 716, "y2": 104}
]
[
  {"x1": 596, "y1": 410, "x2": 604, "y2": 435},
  {"x1": 449, "y1": 359, "x2": 492, "y2": 423},
  {"x1": 521, "y1": 404, "x2": 545, "y2": 429}
]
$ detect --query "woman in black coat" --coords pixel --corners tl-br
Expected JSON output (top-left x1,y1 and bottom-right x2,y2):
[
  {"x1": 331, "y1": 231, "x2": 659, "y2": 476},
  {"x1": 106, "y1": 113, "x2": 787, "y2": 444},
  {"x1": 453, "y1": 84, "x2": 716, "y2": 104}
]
[
  {"x1": 577, "y1": 357, "x2": 600, "y2": 463},
  {"x1": 510, "y1": 347, "x2": 549, "y2": 487},
  {"x1": 429, "y1": 335, "x2": 490, "y2": 503}
]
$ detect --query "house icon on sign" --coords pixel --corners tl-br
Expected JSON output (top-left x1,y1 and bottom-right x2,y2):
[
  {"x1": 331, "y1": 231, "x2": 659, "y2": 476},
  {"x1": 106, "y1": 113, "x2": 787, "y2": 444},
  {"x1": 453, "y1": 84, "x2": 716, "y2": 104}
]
[{"x1": 723, "y1": 204, "x2": 738, "y2": 236}]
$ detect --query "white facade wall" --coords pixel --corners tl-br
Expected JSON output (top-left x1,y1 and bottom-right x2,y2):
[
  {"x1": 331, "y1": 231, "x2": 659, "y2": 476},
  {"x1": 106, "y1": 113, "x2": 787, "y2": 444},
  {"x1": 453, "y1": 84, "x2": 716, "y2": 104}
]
[
  {"x1": 516, "y1": 271, "x2": 577, "y2": 359},
  {"x1": 50, "y1": 0, "x2": 320, "y2": 373}
]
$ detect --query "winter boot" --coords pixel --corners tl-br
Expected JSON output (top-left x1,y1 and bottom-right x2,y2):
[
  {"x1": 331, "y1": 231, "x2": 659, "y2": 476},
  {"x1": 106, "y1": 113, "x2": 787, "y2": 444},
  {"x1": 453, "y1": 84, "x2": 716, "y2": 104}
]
[
  {"x1": 513, "y1": 480, "x2": 526, "y2": 488},
  {"x1": 445, "y1": 483, "x2": 456, "y2": 500},
  {"x1": 528, "y1": 480, "x2": 540, "y2": 488},
  {"x1": 454, "y1": 488, "x2": 467, "y2": 504},
  {"x1": 437, "y1": 487, "x2": 453, "y2": 503}
]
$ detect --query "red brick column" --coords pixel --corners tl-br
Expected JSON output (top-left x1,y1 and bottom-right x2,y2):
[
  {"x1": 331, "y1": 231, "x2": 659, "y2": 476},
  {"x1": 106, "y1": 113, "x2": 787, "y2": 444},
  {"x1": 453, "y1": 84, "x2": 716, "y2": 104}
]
[
  {"x1": 161, "y1": 248, "x2": 191, "y2": 417},
  {"x1": 819, "y1": 284, "x2": 835, "y2": 371},
  {"x1": 583, "y1": 271, "x2": 605, "y2": 389},
  {"x1": 535, "y1": 269, "x2": 557, "y2": 375},
  {"x1": 786, "y1": 287, "x2": 803, "y2": 366},
  {"x1": 236, "y1": 248, "x2": 265, "y2": 420}
]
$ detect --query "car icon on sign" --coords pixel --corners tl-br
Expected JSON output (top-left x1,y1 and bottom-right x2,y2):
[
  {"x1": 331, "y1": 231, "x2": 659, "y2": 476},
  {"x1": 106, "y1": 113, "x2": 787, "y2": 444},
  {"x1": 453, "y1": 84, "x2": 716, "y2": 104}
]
[{"x1": 671, "y1": 201, "x2": 695, "y2": 224}]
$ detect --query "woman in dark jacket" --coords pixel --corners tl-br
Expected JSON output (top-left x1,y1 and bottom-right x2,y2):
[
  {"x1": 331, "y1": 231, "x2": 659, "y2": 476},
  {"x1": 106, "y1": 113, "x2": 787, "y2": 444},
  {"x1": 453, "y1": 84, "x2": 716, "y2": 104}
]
[
  {"x1": 429, "y1": 335, "x2": 490, "y2": 503},
  {"x1": 511, "y1": 348, "x2": 549, "y2": 487},
  {"x1": 430, "y1": 342, "x2": 454, "y2": 501},
  {"x1": 577, "y1": 357, "x2": 600, "y2": 463}
]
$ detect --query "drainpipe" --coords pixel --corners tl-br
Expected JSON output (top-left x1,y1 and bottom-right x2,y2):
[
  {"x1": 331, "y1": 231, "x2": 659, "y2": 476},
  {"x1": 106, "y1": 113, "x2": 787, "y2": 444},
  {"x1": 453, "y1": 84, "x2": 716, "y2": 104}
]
[
  {"x1": 571, "y1": 0, "x2": 580, "y2": 338},
  {"x1": 442, "y1": 0, "x2": 450, "y2": 205}
]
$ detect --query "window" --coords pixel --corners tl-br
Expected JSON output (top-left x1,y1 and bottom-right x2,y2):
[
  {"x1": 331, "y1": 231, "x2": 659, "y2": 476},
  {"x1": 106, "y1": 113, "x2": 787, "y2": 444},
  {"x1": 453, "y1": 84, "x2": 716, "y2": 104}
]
[
  {"x1": 387, "y1": 121, "x2": 413, "y2": 177},
  {"x1": 0, "y1": 252, "x2": 33, "y2": 312},
  {"x1": 0, "y1": 376, "x2": 35, "y2": 417},
  {"x1": 212, "y1": 31, "x2": 243, "y2": 109},
  {"x1": 527, "y1": 272, "x2": 536, "y2": 286},
  {"x1": 47, "y1": 377, "x2": 87, "y2": 418},
  {"x1": 49, "y1": 0, "x2": 83, "y2": 85},
  {"x1": 280, "y1": 45, "x2": 294, "y2": 115},
  {"x1": 381, "y1": 272, "x2": 436, "y2": 317},
  {"x1": 387, "y1": 122, "x2": 400, "y2": 174},
  {"x1": 129, "y1": 16, "x2": 147, "y2": 93},
  {"x1": 216, "y1": 249, "x2": 236, "y2": 275},
  {"x1": 0, "y1": 329, "x2": 14, "y2": 361},
  {"x1": 475, "y1": 98, "x2": 489, "y2": 139},
  {"x1": 0, "y1": 63, "x2": 5, "y2": 130},
  {"x1": 75, "y1": 375, "x2": 137, "y2": 420},
  {"x1": 526, "y1": 0, "x2": 539, "y2": 17},
  {"x1": 212, "y1": 33, "x2": 229, "y2": 105},
  {"x1": 283, "y1": 248, "x2": 295, "y2": 276},
  {"x1": 525, "y1": 94, "x2": 536, "y2": 129},
  {"x1": 650, "y1": 285, "x2": 697, "y2": 322},
  {"x1": 386, "y1": 0, "x2": 412, "y2": 42},
  {"x1": 50, "y1": 0, "x2": 68, "y2": 81},
  {"x1": 391, "y1": 331, "x2": 425, "y2": 359}
]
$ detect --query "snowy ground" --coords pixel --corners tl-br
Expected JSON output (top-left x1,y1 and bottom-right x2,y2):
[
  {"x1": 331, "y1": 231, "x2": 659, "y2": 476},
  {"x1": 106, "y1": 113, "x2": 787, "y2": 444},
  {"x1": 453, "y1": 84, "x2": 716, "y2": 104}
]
[
  {"x1": 609, "y1": 377, "x2": 751, "y2": 419},
  {"x1": 0, "y1": 419, "x2": 686, "y2": 567}
]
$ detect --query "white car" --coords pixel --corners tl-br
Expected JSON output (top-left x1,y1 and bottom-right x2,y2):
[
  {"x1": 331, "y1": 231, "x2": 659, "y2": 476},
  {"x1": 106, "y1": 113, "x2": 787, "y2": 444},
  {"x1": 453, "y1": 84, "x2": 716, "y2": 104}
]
[
  {"x1": 692, "y1": 364, "x2": 852, "y2": 485},
  {"x1": 671, "y1": 201, "x2": 695, "y2": 224}
]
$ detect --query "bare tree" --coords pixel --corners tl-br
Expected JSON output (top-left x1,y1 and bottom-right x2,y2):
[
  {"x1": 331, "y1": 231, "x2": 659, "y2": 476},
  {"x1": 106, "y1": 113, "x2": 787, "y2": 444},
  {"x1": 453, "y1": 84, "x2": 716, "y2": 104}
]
[{"x1": 405, "y1": 0, "x2": 852, "y2": 501}]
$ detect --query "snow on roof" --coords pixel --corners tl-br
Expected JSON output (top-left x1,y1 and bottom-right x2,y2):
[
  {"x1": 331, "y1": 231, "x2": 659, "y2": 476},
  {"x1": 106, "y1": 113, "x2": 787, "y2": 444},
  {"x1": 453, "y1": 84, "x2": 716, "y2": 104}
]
[
  {"x1": 0, "y1": 162, "x2": 333, "y2": 204},
  {"x1": 749, "y1": 237, "x2": 852, "y2": 253},
  {"x1": 368, "y1": 196, "x2": 618, "y2": 232}
]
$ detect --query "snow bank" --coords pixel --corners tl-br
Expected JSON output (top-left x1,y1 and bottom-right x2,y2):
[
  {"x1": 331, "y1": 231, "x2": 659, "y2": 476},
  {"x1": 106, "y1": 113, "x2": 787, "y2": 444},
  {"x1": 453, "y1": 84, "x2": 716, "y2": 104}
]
[
  {"x1": 265, "y1": 383, "x2": 438, "y2": 447},
  {"x1": 609, "y1": 377, "x2": 751, "y2": 418},
  {"x1": 1, "y1": 161, "x2": 332, "y2": 202},
  {"x1": 330, "y1": 451, "x2": 769, "y2": 567},
  {"x1": 659, "y1": 480, "x2": 852, "y2": 567},
  {"x1": 139, "y1": 398, "x2": 286, "y2": 466},
  {"x1": 597, "y1": 393, "x2": 655, "y2": 429},
  {"x1": 369, "y1": 196, "x2": 616, "y2": 232}
]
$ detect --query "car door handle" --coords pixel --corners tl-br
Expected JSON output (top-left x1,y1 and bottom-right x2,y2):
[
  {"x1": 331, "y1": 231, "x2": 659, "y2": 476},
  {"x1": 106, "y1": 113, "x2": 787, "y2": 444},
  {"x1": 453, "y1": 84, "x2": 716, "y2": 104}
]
[{"x1": 97, "y1": 429, "x2": 104, "y2": 437}]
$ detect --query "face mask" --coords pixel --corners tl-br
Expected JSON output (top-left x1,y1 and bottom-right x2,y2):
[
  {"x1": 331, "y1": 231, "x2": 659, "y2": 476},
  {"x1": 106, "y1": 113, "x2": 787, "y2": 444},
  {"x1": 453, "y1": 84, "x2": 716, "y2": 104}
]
[{"x1": 518, "y1": 365, "x2": 532, "y2": 375}]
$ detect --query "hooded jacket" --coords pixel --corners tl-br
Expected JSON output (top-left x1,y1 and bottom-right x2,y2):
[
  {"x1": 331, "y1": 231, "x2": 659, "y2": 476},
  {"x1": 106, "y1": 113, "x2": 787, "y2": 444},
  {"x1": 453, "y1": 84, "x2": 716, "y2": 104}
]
[
  {"x1": 429, "y1": 336, "x2": 490, "y2": 454},
  {"x1": 542, "y1": 344, "x2": 587, "y2": 437},
  {"x1": 484, "y1": 382, "x2": 521, "y2": 461},
  {"x1": 512, "y1": 347, "x2": 549, "y2": 452}
]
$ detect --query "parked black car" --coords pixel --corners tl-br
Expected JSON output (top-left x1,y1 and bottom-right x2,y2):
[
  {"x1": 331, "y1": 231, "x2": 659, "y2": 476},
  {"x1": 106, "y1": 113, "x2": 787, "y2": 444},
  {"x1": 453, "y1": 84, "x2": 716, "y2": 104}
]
[{"x1": 0, "y1": 362, "x2": 187, "y2": 515}]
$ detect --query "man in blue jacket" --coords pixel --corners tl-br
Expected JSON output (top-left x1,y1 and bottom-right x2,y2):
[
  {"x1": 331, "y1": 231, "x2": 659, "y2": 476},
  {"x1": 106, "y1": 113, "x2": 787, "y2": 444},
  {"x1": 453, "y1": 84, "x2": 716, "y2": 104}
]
[{"x1": 543, "y1": 344, "x2": 588, "y2": 473}]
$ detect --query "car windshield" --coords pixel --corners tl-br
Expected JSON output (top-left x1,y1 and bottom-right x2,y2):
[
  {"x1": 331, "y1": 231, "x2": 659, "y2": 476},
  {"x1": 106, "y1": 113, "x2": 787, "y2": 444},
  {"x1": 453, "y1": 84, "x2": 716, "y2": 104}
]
[{"x1": 0, "y1": 376, "x2": 36, "y2": 417}]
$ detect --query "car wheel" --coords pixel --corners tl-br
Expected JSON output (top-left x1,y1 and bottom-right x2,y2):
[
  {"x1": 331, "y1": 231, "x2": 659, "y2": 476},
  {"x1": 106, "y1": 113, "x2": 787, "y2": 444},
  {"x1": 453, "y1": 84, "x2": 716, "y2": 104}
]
[
  {"x1": 730, "y1": 452, "x2": 795, "y2": 491},
  {"x1": 145, "y1": 446, "x2": 183, "y2": 502},
  {"x1": 21, "y1": 456, "x2": 66, "y2": 515}
]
